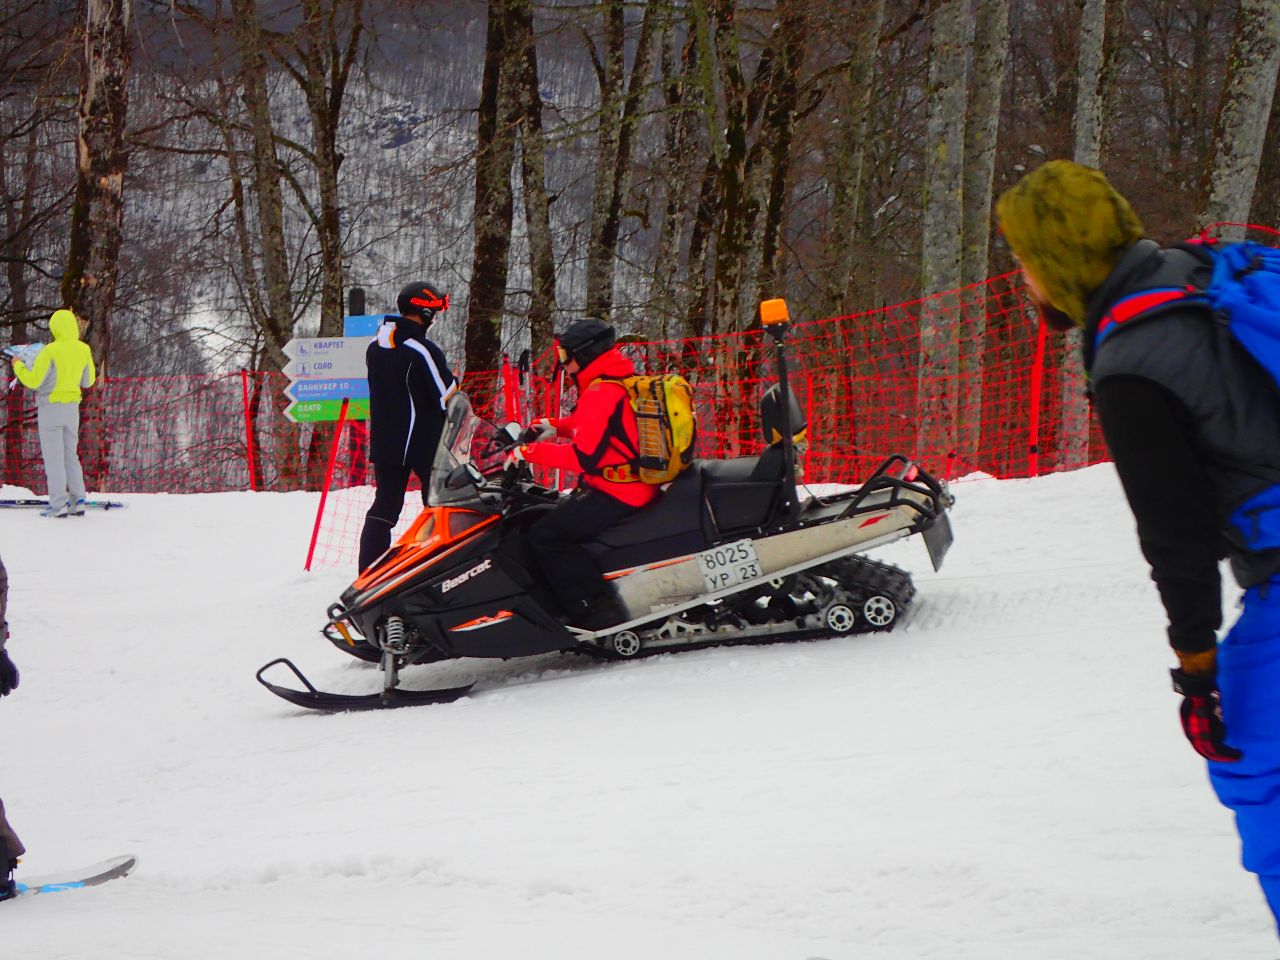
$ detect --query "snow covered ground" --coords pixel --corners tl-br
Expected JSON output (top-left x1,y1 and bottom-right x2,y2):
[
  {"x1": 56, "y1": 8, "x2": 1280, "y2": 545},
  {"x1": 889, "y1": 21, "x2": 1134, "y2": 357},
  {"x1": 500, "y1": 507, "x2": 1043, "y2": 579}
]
[{"x1": 1, "y1": 466, "x2": 1276, "y2": 958}]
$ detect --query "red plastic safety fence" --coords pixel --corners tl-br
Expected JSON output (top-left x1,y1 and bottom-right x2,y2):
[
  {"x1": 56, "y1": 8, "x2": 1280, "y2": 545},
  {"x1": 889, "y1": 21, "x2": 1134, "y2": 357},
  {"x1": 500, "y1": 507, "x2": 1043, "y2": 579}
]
[
  {"x1": 1, "y1": 371, "x2": 379, "y2": 495},
  {"x1": 0, "y1": 272, "x2": 1116, "y2": 571}
]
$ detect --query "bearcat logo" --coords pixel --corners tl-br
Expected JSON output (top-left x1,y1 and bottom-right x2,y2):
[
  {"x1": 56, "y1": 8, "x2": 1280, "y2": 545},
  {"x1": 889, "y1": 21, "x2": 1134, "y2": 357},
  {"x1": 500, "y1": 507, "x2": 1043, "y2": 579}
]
[{"x1": 440, "y1": 558, "x2": 492, "y2": 593}]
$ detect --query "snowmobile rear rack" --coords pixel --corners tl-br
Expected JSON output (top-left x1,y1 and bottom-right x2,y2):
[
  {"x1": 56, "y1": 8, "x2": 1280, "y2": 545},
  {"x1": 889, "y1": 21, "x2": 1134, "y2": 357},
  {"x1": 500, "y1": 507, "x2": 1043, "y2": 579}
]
[{"x1": 256, "y1": 658, "x2": 473, "y2": 712}]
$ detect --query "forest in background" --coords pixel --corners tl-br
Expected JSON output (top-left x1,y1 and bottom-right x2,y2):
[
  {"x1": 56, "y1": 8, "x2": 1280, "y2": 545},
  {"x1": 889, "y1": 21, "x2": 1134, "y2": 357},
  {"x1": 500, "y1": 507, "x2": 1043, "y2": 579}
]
[{"x1": 1, "y1": 0, "x2": 1278, "y2": 385}]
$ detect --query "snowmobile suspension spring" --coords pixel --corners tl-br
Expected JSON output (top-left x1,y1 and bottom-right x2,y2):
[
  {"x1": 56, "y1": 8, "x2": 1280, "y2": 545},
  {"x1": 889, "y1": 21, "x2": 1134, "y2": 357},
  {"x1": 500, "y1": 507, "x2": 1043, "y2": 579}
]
[{"x1": 382, "y1": 615, "x2": 409, "y2": 654}]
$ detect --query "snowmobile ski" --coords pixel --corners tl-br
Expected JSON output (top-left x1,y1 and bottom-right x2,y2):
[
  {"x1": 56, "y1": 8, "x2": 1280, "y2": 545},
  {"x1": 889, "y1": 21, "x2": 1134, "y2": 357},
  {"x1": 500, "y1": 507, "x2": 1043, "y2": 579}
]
[
  {"x1": 9, "y1": 854, "x2": 137, "y2": 900},
  {"x1": 0, "y1": 498, "x2": 125, "y2": 511},
  {"x1": 256, "y1": 658, "x2": 474, "y2": 712}
]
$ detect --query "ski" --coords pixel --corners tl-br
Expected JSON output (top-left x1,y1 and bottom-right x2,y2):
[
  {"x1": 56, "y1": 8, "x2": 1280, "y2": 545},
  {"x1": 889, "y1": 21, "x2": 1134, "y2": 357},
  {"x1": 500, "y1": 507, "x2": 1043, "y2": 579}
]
[
  {"x1": 0, "y1": 498, "x2": 126, "y2": 511},
  {"x1": 256, "y1": 658, "x2": 474, "y2": 712},
  {"x1": 10, "y1": 854, "x2": 137, "y2": 900}
]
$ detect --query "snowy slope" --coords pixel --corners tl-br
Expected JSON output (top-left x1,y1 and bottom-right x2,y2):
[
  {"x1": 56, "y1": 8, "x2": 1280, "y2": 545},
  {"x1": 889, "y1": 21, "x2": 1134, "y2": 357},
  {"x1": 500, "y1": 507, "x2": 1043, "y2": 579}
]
[{"x1": 0, "y1": 467, "x2": 1275, "y2": 958}]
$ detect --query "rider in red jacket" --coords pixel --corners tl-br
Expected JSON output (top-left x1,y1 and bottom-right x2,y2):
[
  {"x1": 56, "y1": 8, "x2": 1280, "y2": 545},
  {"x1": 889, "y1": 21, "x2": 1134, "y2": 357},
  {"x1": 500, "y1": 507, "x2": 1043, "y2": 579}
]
[{"x1": 512, "y1": 319, "x2": 655, "y2": 628}]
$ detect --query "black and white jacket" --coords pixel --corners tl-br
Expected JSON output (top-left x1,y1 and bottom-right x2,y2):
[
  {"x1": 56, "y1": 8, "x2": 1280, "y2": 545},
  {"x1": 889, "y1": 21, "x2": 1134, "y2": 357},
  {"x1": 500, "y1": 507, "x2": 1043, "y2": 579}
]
[{"x1": 366, "y1": 316, "x2": 457, "y2": 467}]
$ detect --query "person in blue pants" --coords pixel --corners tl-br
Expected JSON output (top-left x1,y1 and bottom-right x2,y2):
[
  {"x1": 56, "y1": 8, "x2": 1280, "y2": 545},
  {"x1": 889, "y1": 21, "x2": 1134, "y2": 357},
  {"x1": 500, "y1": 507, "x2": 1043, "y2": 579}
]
[{"x1": 996, "y1": 160, "x2": 1280, "y2": 932}]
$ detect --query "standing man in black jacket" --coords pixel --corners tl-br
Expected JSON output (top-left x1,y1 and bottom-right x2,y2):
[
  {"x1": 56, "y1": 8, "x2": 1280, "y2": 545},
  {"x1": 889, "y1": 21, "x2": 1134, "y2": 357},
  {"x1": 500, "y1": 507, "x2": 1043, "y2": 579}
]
[
  {"x1": 997, "y1": 160, "x2": 1280, "y2": 934},
  {"x1": 358, "y1": 281, "x2": 457, "y2": 571}
]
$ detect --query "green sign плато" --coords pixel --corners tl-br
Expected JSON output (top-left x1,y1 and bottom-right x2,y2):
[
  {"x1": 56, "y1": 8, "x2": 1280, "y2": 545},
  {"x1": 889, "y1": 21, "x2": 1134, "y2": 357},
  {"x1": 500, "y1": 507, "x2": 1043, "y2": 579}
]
[{"x1": 283, "y1": 398, "x2": 370, "y2": 423}]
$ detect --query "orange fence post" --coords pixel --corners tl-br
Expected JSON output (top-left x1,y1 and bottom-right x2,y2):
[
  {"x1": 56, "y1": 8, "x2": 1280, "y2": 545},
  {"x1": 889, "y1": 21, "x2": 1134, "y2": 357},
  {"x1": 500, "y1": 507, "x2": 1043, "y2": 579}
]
[
  {"x1": 1027, "y1": 323, "x2": 1048, "y2": 478},
  {"x1": 305, "y1": 398, "x2": 350, "y2": 572},
  {"x1": 240, "y1": 369, "x2": 258, "y2": 492}
]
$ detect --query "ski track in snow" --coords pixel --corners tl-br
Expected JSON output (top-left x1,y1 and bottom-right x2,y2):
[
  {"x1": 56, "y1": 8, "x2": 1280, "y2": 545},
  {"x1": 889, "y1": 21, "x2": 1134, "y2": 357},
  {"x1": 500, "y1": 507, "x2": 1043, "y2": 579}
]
[{"x1": 0, "y1": 467, "x2": 1275, "y2": 958}]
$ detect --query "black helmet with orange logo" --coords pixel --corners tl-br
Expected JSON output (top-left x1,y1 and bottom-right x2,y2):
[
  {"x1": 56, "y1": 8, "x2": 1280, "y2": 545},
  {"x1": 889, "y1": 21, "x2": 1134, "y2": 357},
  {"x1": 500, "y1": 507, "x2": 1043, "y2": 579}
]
[{"x1": 397, "y1": 281, "x2": 449, "y2": 324}]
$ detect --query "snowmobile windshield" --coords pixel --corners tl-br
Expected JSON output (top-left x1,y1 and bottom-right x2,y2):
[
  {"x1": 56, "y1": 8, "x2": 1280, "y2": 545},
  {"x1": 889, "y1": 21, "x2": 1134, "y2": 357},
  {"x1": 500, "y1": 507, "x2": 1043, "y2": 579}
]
[{"x1": 428, "y1": 391, "x2": 510, "y2": 506}]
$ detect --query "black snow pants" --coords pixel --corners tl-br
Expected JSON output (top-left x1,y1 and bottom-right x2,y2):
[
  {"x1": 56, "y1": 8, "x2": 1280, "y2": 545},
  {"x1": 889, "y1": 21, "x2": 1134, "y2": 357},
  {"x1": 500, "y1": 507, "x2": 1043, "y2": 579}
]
[
  {"x1": 527, "y1": 487, "x2": 638, "y2": 615},
  {"x1": 358, "y1": 458, "x2": 433, "y2": 571}
]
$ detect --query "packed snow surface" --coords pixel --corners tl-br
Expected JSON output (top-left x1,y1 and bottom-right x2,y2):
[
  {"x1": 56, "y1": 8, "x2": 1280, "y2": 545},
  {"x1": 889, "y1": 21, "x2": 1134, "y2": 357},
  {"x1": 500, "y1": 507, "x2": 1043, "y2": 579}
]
[{"x1": 1, "y1": 466, "x2": 1276, "y2": 957}]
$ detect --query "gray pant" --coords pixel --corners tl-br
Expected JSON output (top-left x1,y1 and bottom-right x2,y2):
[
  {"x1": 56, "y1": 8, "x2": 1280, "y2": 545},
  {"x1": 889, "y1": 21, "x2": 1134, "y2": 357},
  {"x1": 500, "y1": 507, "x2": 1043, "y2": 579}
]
[{"x1": 37, "y1": 402, "x2": 85, "y2": 511}]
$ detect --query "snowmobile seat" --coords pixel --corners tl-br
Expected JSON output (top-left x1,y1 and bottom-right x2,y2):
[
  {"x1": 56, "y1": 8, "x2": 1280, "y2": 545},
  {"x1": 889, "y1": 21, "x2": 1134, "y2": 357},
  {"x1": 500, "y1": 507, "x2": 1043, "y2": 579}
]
[
  {"x1": 701, "y1": 447, "x2": 786, "y2": 539},
  {"x1": 585, "y1": 464, "x2": 710, "y2": 568}
]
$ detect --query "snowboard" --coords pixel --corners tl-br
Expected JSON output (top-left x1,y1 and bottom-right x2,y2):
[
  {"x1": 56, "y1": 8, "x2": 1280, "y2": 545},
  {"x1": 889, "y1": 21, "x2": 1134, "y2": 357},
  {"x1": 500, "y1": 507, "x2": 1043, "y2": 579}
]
[
  {"x1": 9, "y1": 854, "x2": 137, "y2": 900},
  {"x1": 1, "y1": 343, "x2": 43, "y2": 366},
  {"x1": 0, "y1": 498, "x2": 126, "y2": 511}
]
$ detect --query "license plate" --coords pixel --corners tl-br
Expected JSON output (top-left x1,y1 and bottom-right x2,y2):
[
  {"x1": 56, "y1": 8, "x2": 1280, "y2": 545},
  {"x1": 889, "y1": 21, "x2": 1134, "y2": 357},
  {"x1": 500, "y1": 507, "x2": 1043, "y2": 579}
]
[{"x1": 698, "y1": 539, "x2": 762, "y2": 593}]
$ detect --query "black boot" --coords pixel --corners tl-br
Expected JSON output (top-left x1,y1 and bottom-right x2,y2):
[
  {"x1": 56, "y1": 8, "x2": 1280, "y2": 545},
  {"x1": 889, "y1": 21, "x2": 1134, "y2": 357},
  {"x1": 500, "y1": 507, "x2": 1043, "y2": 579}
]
[
  {"x1": 566, "y1": 592, "x2": 629, "y2": 631},
  {"x1": 0, "y1": 858, "x2": 17, "y2": 902}
]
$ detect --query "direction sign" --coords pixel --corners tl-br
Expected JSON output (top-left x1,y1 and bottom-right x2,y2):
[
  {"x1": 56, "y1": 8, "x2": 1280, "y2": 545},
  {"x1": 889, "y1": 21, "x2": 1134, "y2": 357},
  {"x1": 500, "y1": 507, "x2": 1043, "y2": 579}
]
[
  {"x1": 284, "y1": 377, "x2": 371, "y2": 403},
  {"x1": 282, "y1": 336, "x2": 370, "y2": 363},
  {"x1": 283, "y1": 353, "x2": 366, "y2": 379},
  {"x1": 284, "y1": 398, "x2": 370, "y2": 424},
  {"x1": 343, "y1": 314, "x2": 384, "y2": 337}
]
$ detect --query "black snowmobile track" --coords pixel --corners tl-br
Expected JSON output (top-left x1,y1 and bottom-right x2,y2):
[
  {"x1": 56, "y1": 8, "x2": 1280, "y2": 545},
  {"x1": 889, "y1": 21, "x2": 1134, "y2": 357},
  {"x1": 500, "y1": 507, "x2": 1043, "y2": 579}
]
[{"x1": 587, "y1": 555, "x2": 917, "y2": 660}]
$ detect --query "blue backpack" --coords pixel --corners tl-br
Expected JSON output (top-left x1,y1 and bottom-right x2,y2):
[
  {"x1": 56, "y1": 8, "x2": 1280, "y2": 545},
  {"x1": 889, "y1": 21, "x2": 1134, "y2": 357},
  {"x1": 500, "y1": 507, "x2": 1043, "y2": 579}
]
[{"x1": 1095, "y1": 240, "x2": 1280, "y2": 553}]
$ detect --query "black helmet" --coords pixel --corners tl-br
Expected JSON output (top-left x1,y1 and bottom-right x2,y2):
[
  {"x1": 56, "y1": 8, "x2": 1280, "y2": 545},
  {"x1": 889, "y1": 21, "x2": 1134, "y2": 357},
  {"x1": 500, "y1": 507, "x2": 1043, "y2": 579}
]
[
  {"x1": 397, "y1": 281, "x2": 449, "y2": 321},
  {"x1": 555, "y1": 317, "x2": 615, "y2": 368}
]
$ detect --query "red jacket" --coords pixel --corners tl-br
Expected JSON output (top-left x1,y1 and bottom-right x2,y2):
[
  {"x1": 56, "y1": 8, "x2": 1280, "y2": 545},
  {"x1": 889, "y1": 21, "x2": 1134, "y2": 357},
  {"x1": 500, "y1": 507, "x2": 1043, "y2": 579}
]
[{"x1": 523, "y1": 348, "x2": 659, "y2": 508}]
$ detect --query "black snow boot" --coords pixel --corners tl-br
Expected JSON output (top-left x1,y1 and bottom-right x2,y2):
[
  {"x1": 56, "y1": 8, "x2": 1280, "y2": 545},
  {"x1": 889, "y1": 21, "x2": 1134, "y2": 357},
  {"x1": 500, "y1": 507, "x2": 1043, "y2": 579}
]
[
  {"x1": 566, "y1": 592, "x2": 629, "y2": 631},
  {"x1": 0, "y1": 858, "x2": 17, "y2": 902}
]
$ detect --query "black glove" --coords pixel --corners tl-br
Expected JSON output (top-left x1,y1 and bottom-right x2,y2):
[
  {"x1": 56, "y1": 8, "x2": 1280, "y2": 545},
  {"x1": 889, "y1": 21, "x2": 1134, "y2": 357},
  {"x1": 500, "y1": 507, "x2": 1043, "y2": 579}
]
[
  {"x1": 0, "y1": 648, "x2": 17, "y2": 697},
  {"x1": 1171, "y1": 668, "x2": 1242, "y2": 763}
]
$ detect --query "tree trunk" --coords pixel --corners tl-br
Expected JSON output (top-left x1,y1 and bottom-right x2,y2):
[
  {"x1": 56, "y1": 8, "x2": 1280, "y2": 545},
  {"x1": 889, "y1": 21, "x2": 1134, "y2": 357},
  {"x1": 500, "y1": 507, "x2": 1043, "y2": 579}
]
[
  {"x1": 959, "y1": 0, "x2": 1009, "y2": 459},
  {"x1": 581, "y1": 1, "x2": 658, "y2": 323},
  {"x1": 464, "y1": 0, "x2": 519, "y2": 374},
  {"x1": 509, "y1": 0, "x2": 557, "y2": 358},
  {"x1": 1250, "y1": 66, "x2": 1280, "y2": 229},
  {"x1": 582, "y1": 0, "x2": 625, "y2": 320},
  {"x1": 962, "y1": 0, "x2": 1008, "y2": 290},
  {"x1": 1073, "y1": 0, "x2": 1106, "y2": 168},
  {"x1": 917, "y1": 0, "x2": 969, "y2": 466},
  {"x1": 61, "y1": 0, "x2": 132, "y2": 374},
  {"x1": 708, "y1": 0, "x2": 750, "y2": 335},
  {"x1": 650, "y1": 26, "x2": 701, "y2": 337},
  {"x1": 229, "y1": 0, "x2": 294, "y2": 370},
  {"x1": 1200, "y1": 0, "x2": 1280, "y2": 237},
  {"x1": 754, "y1": 1, "x2": 803, "y2": 304},
  {"x1": 829, "y1": 0, "x2": 885, "y2": 314},
  {"x1": 295, "y1": 0, "x2": 363, "y2": 340},
  {"x1": 1059, "y1": 0, "x2": 1107, "y2": 471}
]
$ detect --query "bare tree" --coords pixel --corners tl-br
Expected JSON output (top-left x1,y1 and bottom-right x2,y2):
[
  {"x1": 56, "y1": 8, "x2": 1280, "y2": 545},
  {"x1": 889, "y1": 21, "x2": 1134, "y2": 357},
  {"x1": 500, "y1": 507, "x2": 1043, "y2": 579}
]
[
  {"x1": 227, "y1": 0, "x2": 295, "y2": 370},
  {"x1": 464, "y1": 0, "x2": 519, "y2": 374},
  {"x1": 509, "y1": 0, "x2": 556, "y2": 357},
  {"x1": 1059, "y1": 0, "x2": 1108, "y2": 470},
  {"x1": 827, "y1": 0, "x2": 886, "y2": 314},
  {"x1": 958, "y1": 0, "x2": 1009, "y2": 457},
  {"x1": 917, "y1": 0, "x2": 969, "y2": 462},
  {"x1": 962, "y1": 0, "x2": 1009, "y2": 290},
  {"x1": 1200, "y1": 0, "x2": 1280, "y2": 236},
  {"x1": 62, "y1": 0, "x2": 133, "y2": 372},
  {"x1": 276, "y1": 0, "x2": 365, "y2": 338},
  {"x1": 1250, "y1": 65, "x2": 1280, "y2": 229},
  {"x1": 582, "y1": 0, "x2": 658, "y2": 322}
]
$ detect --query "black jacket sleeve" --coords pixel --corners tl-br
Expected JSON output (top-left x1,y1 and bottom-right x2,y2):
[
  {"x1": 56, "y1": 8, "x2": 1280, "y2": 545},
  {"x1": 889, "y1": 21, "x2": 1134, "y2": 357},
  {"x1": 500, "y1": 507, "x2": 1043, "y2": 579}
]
[
  {"x1": 1093, "y1": 375, "x2": 1222, "y2": 655},
  {"x1": 407, "y1": 339, "x2": 456, "y2": 416}
]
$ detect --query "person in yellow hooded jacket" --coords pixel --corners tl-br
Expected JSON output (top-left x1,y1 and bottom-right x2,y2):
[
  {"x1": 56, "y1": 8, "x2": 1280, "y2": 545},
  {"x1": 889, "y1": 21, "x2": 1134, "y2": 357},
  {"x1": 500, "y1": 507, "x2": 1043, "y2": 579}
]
[{"x1": 7, "y1": 309, "x2": 97, "y2": 518}]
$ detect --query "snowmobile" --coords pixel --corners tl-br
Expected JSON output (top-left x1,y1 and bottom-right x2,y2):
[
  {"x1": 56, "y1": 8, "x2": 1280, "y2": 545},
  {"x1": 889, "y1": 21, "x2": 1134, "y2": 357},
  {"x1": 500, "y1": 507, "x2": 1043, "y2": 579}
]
[{"x1": 257, "y1": 299, "x2": 955, "y2": 711}]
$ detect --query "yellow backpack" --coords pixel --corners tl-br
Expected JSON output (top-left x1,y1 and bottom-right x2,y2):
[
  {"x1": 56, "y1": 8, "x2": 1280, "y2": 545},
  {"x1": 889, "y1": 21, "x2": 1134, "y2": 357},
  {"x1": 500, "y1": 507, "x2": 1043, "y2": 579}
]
[{"x1": 592, "y1": 374, "x2": 697, "y2": 485}]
